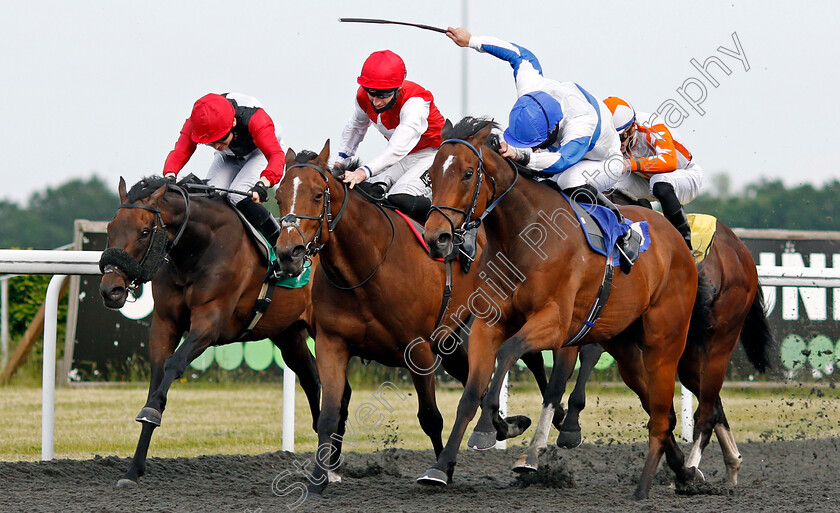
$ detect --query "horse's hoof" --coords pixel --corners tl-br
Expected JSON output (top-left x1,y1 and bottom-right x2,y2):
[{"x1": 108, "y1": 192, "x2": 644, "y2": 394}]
[
  {"x1": 556, "y1": 430, "x2": 582, "y2": 449},
  {"x1": 135, "y1": 407, "x2": 162, "y2": 426},
  {"x1": 467, "y1": 430, "x2": 497, "y2": 451},
  {"x1": 692, "y1": 466, "x2": 706, "y2": 483},
  {"x1": 327, "y1": 471, "x2": 342, "y2": 483},
  {"x1": 512, "y1": 453, "x2": 538, "y2": 473},
  {"x1": 116, "y1": 478, "x2": 138, "y2": 488},
  {"x1": 502, "y1": 415, "x2": 532, "y2": 439},
  {"x1": 306, "y1": 483, "x2": 325, "y2": 496},
  {"x1": 416, "y1": 468, "x2": 448, "y2": 486}
]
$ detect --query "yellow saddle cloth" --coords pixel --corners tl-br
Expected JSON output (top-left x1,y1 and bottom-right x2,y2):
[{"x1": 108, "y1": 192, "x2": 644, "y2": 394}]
[{"x1": 687, "y1": 213, "x2": 717, "y2": 263}]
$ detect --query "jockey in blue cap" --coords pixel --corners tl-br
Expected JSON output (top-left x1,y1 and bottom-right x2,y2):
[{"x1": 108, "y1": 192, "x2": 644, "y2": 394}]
[{"x1": 447, "y1": 27, "x2": 639, "y2": 269}]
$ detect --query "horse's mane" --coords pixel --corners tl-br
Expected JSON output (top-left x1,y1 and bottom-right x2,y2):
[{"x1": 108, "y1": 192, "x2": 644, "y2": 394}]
[
  {"x1": 448, "y1": 116, "x2": 499, "y2": 142},
  {"x1": 127, "y1": 176, "x2": 170, "y2": 203}
]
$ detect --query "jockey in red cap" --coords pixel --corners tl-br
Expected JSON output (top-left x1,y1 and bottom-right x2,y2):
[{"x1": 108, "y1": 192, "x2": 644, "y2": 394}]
[
  {"x1": 335, "y1": 50, "x2": 445, "y2": 223},
  {"x1": 163, "y1": 93, "x2": 285, "y2": 245}
]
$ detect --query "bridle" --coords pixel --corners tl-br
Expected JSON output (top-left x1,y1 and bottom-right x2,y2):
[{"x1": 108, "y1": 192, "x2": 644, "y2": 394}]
[
  {"x1": 99, "y1": 183, "x2": 190, "y2": 295},
  {"x1": 278, "y1": 162, "x2": 395, "y2": 290},
  {"x1": 428, "y1": 138, "x2": 518, "y2": 245},
  {"x1": 278, "y1": 163, "x2": 349, "y2": 260}
]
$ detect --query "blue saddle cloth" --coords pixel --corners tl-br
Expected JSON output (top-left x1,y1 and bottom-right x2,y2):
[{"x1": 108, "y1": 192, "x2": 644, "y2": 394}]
[{"x1": 565, "y1": 197, "x2": 651, "y2": 266}]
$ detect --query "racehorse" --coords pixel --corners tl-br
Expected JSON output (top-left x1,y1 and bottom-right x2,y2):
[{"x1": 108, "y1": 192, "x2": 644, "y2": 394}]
[
  {"x1": 555, "y1": 195, "x2": 772, "y2": 485},
  {"x1": 419, "y1": 117, "x2": 708, "y2": 499},
  {"x1": 272, "y1": 141, "x2": 547, "y2": 495},
  {"x1": 99, "y1": 176, "x2": 321, "y2": 487}
]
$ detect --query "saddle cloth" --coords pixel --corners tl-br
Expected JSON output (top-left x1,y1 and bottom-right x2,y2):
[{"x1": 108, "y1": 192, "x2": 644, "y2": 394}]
[
  {"x1": 564, "y1": 196, "x2": 652, "y2": 267},
  {"x1": 231, "y1": 207, "x2": 311, "y2": 288},
  {"x1": 687, "y1": 213, "x2": 717, "y2": 263}
]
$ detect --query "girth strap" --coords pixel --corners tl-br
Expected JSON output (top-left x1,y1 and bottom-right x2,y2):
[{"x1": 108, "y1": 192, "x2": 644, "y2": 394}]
[
  {"x1": 434, "y1": 259, "x2": 454, "y2": 329},
  {"x1": 562, "y1": 258, "x2": 614, "y2": 347}
]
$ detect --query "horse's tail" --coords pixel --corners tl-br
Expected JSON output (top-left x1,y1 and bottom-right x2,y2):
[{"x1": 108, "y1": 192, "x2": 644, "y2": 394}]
[
  {"x1": 739, "y1": 286, "x2": 774, "y2": 373},
  {"x1": 686, "y1": 272, "x2": 716, "y2": 351}
]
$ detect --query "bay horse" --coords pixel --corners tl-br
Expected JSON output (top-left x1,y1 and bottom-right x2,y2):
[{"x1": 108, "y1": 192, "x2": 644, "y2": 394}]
[
  {"x1": 99, "y1": 176, "x2": 321, "y2": 487},
  {"x1": 419, "y1": 118, "x2": 708, "y2": 499},
  {"x1": 546, "y1": 200, "x2": 773, "y2": 485},
  {"x1": 272, "y1": 141, "x2": 547, "y2": 496}
]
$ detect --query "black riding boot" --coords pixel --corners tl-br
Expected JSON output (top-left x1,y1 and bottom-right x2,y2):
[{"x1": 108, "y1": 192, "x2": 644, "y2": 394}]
[
  {"x1": 652, "y1": 182, "x2": 692, "y2": 250},
  {"x1": 388, "y1": 193, "x2": 432, "y2": 224},
  {"x1": 564, "y1": 184, "x2": 639, "y2": 272},
  {"x1": 236, "y1": 198, "x2": 281, "y2": 246}
]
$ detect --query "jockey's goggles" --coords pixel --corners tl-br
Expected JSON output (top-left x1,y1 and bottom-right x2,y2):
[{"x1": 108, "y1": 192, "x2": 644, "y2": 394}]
[{"x1": 364, "y1": 87, "x2": 398, "y2": 99}]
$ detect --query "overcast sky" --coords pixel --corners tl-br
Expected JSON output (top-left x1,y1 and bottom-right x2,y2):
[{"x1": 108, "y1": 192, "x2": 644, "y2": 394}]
[{"x1": 2, "y1": 0, "x2": 838, "y2": 205}]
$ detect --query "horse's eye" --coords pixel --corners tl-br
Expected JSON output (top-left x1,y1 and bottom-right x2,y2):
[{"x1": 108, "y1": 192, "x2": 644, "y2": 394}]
[
  {"x1": 140, "y1": 228, "x2": 151, "y2": 239},
  {"x1": 463, "y1": 169, "x2": 474, "y2": 181},
  {"x1": 314, "y1": 192, "x2": 324, "y2": 202}
]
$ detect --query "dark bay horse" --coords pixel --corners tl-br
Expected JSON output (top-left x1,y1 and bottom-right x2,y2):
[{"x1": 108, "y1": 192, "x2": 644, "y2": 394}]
[
  {"x1": 549, "y1": 217, "x2": 773, "y2": 485},
  {"x1": 99, "y1": 176, "x2": 321, "y2": 487},
  {"x1": 272, "y1": 141, "x2": 546, "y2": 496},
  {"x1": 420, "y1": 118, "x2": 707, "y2": 499}
]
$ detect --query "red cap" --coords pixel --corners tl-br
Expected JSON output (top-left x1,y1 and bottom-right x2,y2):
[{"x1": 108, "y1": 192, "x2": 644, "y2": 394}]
[
  {"x1": 189, "y1": 94, "x2": 235, "y2": 144},
  {"x1": 357, "y1": 50, "x2": 406, "y2": 89}
]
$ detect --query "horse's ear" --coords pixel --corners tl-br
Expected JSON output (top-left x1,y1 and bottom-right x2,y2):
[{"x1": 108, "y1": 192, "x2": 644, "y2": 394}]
[
  {"x1": 118, "y1": 177, "x2": 128, "y2": 203},
  {"x1": 286, "y1": 148, "x2": 297, "y2": 167},
  {"x1": 149, "y1": 184, "x2": 167, "y2": 204},
  {"x1": 318, "y1": 139, "x2": 330, "y2": 166},
  {"x1": 471, "y1": 122, "x2": 494, "y2": 147},
  {"x1": 441, "y1": 119, "x2": 453, "y2": 140}
]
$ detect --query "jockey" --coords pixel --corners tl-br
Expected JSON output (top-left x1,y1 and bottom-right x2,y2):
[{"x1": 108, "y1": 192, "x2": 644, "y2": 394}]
[
  {"x1": 163, "y1": 92, "x2": 283, "y2": 245},
  {"x1": 604, "y1": 97, "x2": 703, "y2": 249},
  {"x1": 335, "y1": 50, "x2": 446, "y2": 223},
  {"x1": 446, "y1": 27, "x2": 639, "y2": 269}
]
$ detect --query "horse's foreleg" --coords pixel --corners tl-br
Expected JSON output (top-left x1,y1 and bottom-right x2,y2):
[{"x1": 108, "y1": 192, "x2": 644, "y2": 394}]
[
  {"x1": 634, "y1": 325, "x2": 692, "y2": 499},
  {"x1": 417, "y1": 321, "x2": 502, "y2": 486},
  {"x1": 514, "y1": 346, "x2": 577, "y2": 472},
  {"x1": 407, "y1": 346, "x2": 445, "y2": 456},
  {"x1": 470, "y1": 306, "x2": 564, "y2": 450},
  {"x1": 307, "y1": 334, "x2": 350, "y2": 496},
  {"x1": 143, "y1": 327, "x2": 216, "y2": 419},
  {"x1": 521, "y1": 350, "x2": 568, "y2": 432},
  {"x1": 119, "y1": 313, "x2": 180, "y2": 487},
  {"x1": 275, "y1": 327, "x2": 321, "y2": 433},
  {"x1": 557, "y1": 343, "x2": 603, "y2": 448}
]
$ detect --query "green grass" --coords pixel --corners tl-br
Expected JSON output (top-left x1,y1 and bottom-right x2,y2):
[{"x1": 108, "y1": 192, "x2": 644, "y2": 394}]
[{"x1": 1, "y1": 381, "x2": 838, "y2": 461}]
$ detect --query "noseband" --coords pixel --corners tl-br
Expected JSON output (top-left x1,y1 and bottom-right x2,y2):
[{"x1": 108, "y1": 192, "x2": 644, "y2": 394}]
[{"x1": 99, "y1": 184, "x2": 190, "y2": 294}]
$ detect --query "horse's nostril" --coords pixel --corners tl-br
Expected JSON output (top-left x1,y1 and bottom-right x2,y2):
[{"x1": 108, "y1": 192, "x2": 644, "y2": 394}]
[
  {"x1": 436, "y1": 232, "x2": 452, "y2": 246},
  {"x1": 291, "y1": 245, "x2": 305, "y2": 260}
]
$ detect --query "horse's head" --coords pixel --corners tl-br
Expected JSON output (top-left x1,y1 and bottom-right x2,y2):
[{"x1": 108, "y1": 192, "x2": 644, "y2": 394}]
[
  {"x1": 99, "y1": 176, "x2": 171, "y2": 309},
  {"x1": 424, "y1": 117, "x2": 498, "y2": 259},
  {"x1": 273, "y1": 140, "x2": 335, "y2": 277}
]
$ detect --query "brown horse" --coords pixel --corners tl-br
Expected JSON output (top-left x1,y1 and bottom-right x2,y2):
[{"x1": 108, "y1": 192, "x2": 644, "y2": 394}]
[
  {"x1": 99, "y1": 176, "x2": 321, "y2": 487},
  {"x1": 272, "y1": 141, "x2": 548, "y2": 496},
  {"x1": 419, "y1": 118, "x2": 708, "y2": 499},
  {"x1": 549, "y1": 216, "x2": 773, "y2": 485}
]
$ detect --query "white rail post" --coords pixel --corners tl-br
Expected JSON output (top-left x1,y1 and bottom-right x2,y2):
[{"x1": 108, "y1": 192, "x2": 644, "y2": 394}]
[
  {"x1": 1, "y1": 278, "x2": 8, "y2": 369},
  {"x1": 42, "y1": 274, "x2": 68, "y2": 460},
  {"x1": 681, "y1": 383, "x2": 693, "y2": 443},
  {"x1": 282, "y1": 364, "x2": 296, "y2": 452},
  {"x1": 495, "y1": 372, "x2": 509, "y2": 450}
]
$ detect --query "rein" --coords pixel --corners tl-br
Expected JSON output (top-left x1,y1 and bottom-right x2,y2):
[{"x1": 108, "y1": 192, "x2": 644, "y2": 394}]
[
  {"x1": 99, "y1": 184, "x2": 191, "y2": 294},
  {"x1": 282, "y1": 163, "x2": 396, "y2": 290},
  {"x1": 428, "y1": 138, "x2": 518, "y2": 244}
]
